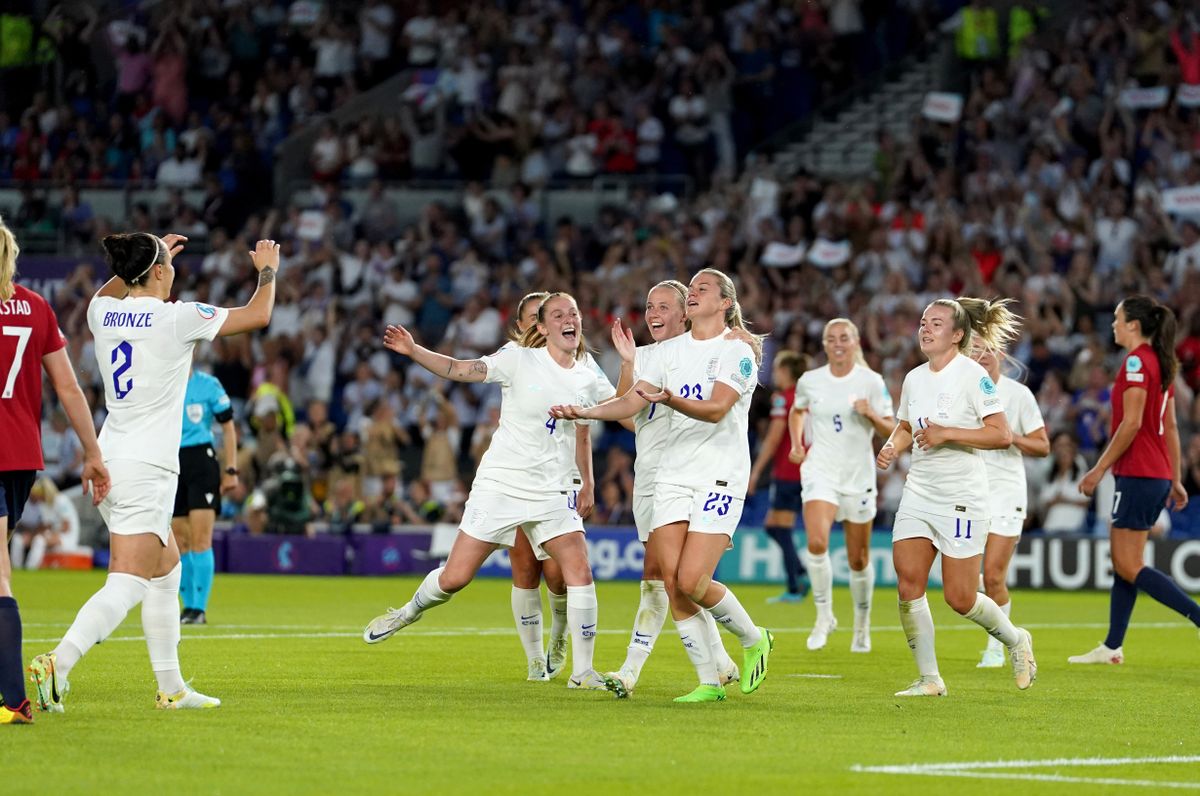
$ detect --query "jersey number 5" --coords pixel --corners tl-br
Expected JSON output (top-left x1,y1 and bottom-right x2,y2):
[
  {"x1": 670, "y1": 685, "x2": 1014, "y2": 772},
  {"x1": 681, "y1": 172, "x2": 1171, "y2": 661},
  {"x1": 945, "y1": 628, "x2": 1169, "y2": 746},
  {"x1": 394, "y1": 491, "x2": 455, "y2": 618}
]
[
  {"x1": 1, "y1": 326, "x2": 32, "y2": 400},
  {"x1": 111, "y1": 341, "x2": 134, "y2": 399}
]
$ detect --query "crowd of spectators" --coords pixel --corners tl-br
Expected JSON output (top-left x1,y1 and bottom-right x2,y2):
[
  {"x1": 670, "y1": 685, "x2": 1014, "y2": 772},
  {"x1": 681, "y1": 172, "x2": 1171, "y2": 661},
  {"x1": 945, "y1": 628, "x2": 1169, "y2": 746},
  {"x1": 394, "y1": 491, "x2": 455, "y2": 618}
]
[{"x1": 14, "y1": 0, "x2": 1200, "y2": 540}]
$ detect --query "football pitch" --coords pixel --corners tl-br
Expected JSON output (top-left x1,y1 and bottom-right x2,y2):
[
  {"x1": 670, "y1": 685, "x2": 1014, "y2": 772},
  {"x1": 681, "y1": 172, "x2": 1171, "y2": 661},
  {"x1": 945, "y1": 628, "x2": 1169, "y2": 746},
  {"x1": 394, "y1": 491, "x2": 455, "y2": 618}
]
[{"x1": 4, "y1": 571, "x2": 1199, "y2": 795}]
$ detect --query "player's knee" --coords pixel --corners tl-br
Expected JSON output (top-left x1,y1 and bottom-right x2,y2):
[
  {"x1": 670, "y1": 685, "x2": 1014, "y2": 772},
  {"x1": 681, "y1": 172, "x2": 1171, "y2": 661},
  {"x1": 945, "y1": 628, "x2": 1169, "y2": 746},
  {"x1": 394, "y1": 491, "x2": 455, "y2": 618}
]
[
  {"x1": 439, "y1": 569, "x2": 472, "y2": 593},
  {"x1": 807, "y1": 540, "x2": 828, "y2": 555},
  {"x1": 943, "y1": 588, "x2": 976, "y2": 615},
  {"x1": 676, "y1": 568, "x2": 709, "y2": 603},
  {"x1": 847, "y1": 549, "x2": 869, "y2": 571},
  {"x1": 1113, "y1": 558, "x2": 1142, "y2": 583},
  {"x1": 983, "y1": 569, "x2": 1007, "y2": 596}
]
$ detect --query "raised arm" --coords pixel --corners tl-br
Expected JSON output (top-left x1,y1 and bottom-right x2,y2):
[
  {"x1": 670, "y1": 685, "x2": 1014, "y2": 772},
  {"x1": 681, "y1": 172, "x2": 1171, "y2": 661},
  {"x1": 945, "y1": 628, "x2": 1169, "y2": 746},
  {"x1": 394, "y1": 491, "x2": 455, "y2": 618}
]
[
  {"x1": 382, "y1": 323, "x2": 488, "y2": 383},
  {"x1": 552, "y1": 380, "x2": 651, "y2": 422},
  {"x1": 219, "y1": 239, "x2": 279, "y2": 336},
  {"x1": 610, "y1": 320, "x2": 637, "y2": 432},
  {"x1": 42, "y1": 348, "x2": 109, "y2": 504}
]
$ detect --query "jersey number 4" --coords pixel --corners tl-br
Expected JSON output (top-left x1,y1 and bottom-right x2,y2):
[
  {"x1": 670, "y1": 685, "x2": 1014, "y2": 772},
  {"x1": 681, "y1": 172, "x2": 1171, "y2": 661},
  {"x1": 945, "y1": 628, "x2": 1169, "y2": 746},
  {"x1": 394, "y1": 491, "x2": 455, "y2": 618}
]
[
  {"x1": 1, "y1": 326, "x2": 32, "y2": 400},
  {"x1": 111, "y1": 341, "x2": 134, "y2": 399}
]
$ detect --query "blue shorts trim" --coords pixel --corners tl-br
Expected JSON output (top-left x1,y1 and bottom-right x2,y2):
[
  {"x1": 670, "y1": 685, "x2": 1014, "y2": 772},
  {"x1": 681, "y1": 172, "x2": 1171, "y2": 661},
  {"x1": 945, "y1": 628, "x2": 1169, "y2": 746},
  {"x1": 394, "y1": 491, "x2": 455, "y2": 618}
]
[
  {"x1": 769, "y1": 480, "x2": 803, "y2": 513},
  {"x1": 1111, "y1": 476, "x2": 1171, "y2": 531}
]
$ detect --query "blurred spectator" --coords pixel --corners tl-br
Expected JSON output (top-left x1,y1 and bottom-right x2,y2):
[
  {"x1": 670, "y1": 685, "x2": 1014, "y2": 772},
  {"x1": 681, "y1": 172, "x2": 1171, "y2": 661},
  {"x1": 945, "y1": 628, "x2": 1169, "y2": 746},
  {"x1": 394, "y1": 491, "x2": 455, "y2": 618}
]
[{"x1": 1036, "y1": 433, "x2": 1091, "y2": 534}]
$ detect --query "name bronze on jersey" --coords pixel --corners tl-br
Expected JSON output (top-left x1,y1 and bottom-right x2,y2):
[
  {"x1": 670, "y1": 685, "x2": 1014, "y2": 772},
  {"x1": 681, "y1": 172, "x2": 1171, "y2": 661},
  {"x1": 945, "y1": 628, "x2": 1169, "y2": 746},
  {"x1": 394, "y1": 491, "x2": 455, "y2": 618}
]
[{"x1": 101, "y1": 311, "x2": 155, "y2": 328}]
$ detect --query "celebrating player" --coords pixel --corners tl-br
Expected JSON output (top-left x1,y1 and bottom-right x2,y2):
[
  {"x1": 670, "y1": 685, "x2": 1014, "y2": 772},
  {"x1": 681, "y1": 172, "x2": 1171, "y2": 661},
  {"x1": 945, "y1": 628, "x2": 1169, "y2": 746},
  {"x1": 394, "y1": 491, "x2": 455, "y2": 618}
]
[
  {"x1": 876, "y1": 298, "x2": 1036, "y2": 697},
  {"x1": 970, "y1": 341, "x2": 1049, "y2": 668},
  {"x1": 29, "y1": 233, "x2": 279, "y2": 713},
  {"x1": 787, "y1": 320, "x2": 894, "y2": 652},
  {"x1": 748, "y1": 350, "x2": 810, "y2": 605},
  {"x1": 0, "y1": 223, "x2": 109, "y2": 725},
  {"x1": 363, "y1": 293, "x2": 617, "y2": 692},
  {"x1": 552, "y1": 269, "x2": 773, "y2": 703},
  {"x1": 603, "y1": 280, "x2": 740, "y2": 696},
  {"x1": 173, "y1": 366, "x2": 239, "y2": 625},
  {"x1": 1071, "y1": 295, "x2": 1199, "y2": 664}
]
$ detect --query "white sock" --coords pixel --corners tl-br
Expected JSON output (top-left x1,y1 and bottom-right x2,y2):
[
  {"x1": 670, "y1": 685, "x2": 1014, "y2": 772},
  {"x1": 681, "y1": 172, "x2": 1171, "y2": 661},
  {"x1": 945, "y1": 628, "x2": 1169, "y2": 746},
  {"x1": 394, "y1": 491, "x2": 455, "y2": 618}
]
[
  {"x1": 849, "y1": 561, "x2": 874, "y2": 626},
  {"x1": 898, "y1": 595, "x2": 939, "y2": 678},
  {"x1": 707, "y1": 585, "x2": 762, "y2": 648},
  {"x1": 621, "y1": 579, "x2": 667, "y2": 678},
  {"x1": 401, "y1": 567, "x2": 451, "y2": 623},
  {"x1": 675, "y1": 612, "x2": 719, "y2": 686},
  {"x1": 9, "y1": 534, "x2": 24, "y2": 569},
  {"x1": 808, "y1": 551, "x2": 834, "y2": 621},
  {"x1": 56, "y1": 572, "x2": 149, "y2": 677},
  {"x1": 548, "y1": 589, "x2": 568, "y2": 646},
  {"x1": 142, "y1": 563, "x2": 187, "y2": 694},
  {"x1": 566, "y1": 584, "x2": 598, "y2": 678},
  {"x1": 964, "y1": 593, "x2": 1020, "y2": 648},
  {"x1": 701, "y1": 609, "x2": 737, "y2": 673},
  {"x1": 27, "y1": 535, "x2": 47, "y2": 570},
  {"x1": 511, "y1": 586, "x2": 544, "y2": 662},
  {"x1": 986, "y1": 600, "x2": 1010, "y2": 654}
]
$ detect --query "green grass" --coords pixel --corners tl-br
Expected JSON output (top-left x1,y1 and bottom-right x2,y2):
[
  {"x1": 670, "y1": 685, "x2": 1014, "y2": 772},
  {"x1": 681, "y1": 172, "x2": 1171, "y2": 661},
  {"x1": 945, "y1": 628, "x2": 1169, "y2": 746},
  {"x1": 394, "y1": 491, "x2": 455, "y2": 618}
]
[{"x1": 3, "y1": 571, "x2": 1200, "y2": 795}]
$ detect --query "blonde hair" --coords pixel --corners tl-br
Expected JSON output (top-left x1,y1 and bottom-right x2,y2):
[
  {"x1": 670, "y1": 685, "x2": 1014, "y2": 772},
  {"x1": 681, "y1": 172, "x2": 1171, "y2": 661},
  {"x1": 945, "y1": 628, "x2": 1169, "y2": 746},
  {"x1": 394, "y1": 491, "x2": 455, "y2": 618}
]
[
  {"x1": 517, "y1": 292, "x2": 587, "y2": 360},
  {"x1": 929, "y1": 297, "x2": 1022, "y2": 354},
  {"x1": 30, "y1": 477, "x2": 59, "y2": 503},
  {"x1": 695, "y1": 267, "x2": 765, "y2": 365},
  {"x1": 649, "y1": 279, "x2": 689, "y2": 329},
  {"x1": 509, "y1": 291, "x2": 550, "y2": 342},
  {"x1": 0, "y1": 221, "x2": 19, "y2": 301},
  {"x1": 822, "y1": 317, "x2": 868, "y2": 366}
]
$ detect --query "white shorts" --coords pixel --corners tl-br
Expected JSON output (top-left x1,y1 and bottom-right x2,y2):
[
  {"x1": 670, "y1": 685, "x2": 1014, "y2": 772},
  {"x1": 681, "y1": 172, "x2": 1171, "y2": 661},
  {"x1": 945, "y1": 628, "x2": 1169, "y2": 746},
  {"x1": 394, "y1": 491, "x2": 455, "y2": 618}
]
[
  {"x1": 461, "y1": 489, "x2": 583, "y2": 561},
  {"x1": 633, "y1": 492, "x2": 655, "y2": 543},
  {"x1": 99, "y1": 459, "x2": 176, "y2": 545},
  {"x1": 892, "y1": 507, "x2": 987, "y2": 559},
  {"x1": 651, "y1": 483, "x2": 744, "y2": 538},
  {"x1": 801, "y1": 473, "x2": 877, "y2": 524},
  {"x1": 988, "y1": 514, "x2": 1024, "y2": 538}
]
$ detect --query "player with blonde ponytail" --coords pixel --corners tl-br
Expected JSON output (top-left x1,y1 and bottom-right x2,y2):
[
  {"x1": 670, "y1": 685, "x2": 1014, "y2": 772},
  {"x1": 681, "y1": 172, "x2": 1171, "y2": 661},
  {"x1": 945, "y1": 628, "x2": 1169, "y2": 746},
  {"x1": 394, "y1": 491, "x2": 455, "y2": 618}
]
[
  {"x1": 876, "y1": 297, "x2": 1037, "y2": 697},
  {"x1": 788, "y1": 318, "x2": 894, "y2": 653}
]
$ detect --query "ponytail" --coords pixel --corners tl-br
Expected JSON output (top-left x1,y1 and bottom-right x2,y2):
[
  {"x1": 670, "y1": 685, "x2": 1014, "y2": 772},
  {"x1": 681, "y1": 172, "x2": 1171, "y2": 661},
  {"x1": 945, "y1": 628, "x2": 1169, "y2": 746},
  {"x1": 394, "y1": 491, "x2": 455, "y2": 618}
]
[
  {"x1": 1121, "y1": 295, "x2": 1177, "y2": 391},
  {"x1": 509, "y1": 291, "x2": 549, "y2": 342},
  {"x1": 517, "y1": 292, "x2": 587, "y2": 361},
  {"x1": 696, "y1": 267, "x2": 766, "y2": 366},
  {"x1": 102, "y1": 232, "x2": 167, "y2": 287},
  {"x1": 0, "y1": 220, "x2": 18, "y2": 301},
  {"x1": 933, "y1": 296, "x2": 1022, "y2": 354}
]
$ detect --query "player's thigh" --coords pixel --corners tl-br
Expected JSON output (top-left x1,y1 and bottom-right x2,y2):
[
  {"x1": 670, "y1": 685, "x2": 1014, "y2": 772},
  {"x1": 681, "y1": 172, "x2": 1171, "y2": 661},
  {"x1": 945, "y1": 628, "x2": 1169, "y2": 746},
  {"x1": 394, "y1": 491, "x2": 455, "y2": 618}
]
[
  {"x1": 110, "y1": 532, "x2": 171, "y2": 579},
  {"x1": 843, "y1": 519, "x2": 874, "y2": 570},
  {"x1": 442, "y1": 531, "x2": 499, "y2": 591},
  {"x1": 188, "y1": 508, "x2": 216, "y2": 550},
  {"x1": 540, "y1": 531, "x2": 591, "y2": 585},
  {"x1": 983, "y1": 533, "x2": 1019, "y2": 581},
  {"x1": 649, "y1": 521, "x2": 688, "y2": 587},
  {"x1": 155, "y1": 530, "x2": 181, "y2": 577},
  {"x1": 1110, "y1": 526, "x2": 1150, "y2": 582},
  {"x1": 509, "y1": 527, "x2": 543, "y2": 589},
  {"x1": 892, "y1": 537, "x2": 937, "y2": 599},
  {"x1": 940, "y1": 553, "x2": 984, "y2": 614},
  {"x1": 802, "y1": 500, "x2": 838, "y2": 552}
]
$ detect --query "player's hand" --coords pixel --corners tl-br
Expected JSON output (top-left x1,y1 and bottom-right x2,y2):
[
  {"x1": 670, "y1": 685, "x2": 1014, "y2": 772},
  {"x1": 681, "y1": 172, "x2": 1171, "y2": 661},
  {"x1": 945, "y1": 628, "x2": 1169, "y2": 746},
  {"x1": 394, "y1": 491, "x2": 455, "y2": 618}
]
[
  {"x1": 576, "y1": 484, "x2": 595, "y2": 520},
  {"x1": 1079, "y1": 468, "x2": 1103, "y2": 498},
  {"x1": 852, "y1": 398, "x2": 873, "y2": 417},
  {"x1": 1169, "y1": 480, "x2": 1189, "y2": 511},
  {"x1": 249, "y1": 239, "x2": 280, "y2": 271},
  {"x1": 788, "y1": 446, "x2": 807, "y2": 465},
  {"x1": 724, "y1": 327, "x2": 755, "y2": 345},
  {"x1": 913, "y1": 419, "x2": 949, "y2": 450},
  {"x1": 549, "y1": 405, "x2": 586, "y2": 420},
  {"x1": 221, "y1": 472, "x2": 240, "y2": 497},
  {"x1": 611, "y1": 319, "x2": 636, "y2": 364},
  {"x1": 81, "y1": 454, "x2": 110, "y2": 506},
  {"x1": 636, "y1": 386, "x2": 673, "y2": 404},
  {"x1": 383, "y1": 324, "x2": 416, "y2": 356},
  {"x1": 876, "y1": 443, "x2": 897, "y2": 470},
  {"x1": 161, "y1": 233, "x2": 188, "y2": 259}
]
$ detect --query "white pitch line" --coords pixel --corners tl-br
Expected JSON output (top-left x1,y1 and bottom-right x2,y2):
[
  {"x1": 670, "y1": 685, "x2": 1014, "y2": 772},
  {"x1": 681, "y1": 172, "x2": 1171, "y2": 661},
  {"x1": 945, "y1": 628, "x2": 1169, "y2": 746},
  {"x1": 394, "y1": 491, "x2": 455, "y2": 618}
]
[
  {"x1": 852, "y1": 755, "x2": 1200, "y2": 790},
  {"x1": 785, "y1": 674, "x2": 843, "y2": 679},
  {"x1": 881, "y1": 770, "x2": 1200, "y2": 790}
]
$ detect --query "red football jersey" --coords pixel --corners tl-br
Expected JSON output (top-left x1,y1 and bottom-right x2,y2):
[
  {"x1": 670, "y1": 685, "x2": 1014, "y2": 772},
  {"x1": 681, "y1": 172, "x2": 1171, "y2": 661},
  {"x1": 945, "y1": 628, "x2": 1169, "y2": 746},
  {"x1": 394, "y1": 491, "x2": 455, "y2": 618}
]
[
  {"x1": 770, "y1": 385, "x2": 802, "y2": 481},
  {"x1": 0, "y1": 284, "x2": 66, "y2": 471},
  {"x1": 1111, "y1": 343, "x2": 1174, "y2": 480}
]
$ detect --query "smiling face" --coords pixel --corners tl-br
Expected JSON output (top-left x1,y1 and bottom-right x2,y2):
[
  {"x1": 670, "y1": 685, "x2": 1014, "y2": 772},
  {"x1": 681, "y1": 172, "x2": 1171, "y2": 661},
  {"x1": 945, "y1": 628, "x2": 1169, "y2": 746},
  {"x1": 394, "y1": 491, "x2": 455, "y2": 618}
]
[
  {"x1": 537, "y1": 294, "x2": 582, "y2": 354},
  {"x1": 645, "y1": 285, "x2": 687, "y2": 342},
  {"x1": 919, "y1": 303, "x2": 962, "y2": 357},
  {"x1": 823, "y1": 321, "x2": 858, "y2": 369},
  {"x1": 686, "y1": 273, "x2": 730, "y2": 324}
]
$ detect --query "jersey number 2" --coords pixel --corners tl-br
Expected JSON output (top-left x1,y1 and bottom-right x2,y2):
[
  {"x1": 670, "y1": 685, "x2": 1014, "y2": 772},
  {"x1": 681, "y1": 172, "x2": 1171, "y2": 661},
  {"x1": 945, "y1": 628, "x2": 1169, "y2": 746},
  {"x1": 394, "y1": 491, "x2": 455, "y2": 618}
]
[
  {"x1": 111, "y1": 341, "x2": 134, "y2": 399},
  {"x1": 1, "y1": 326, "x2": 32, "y2": 400}
]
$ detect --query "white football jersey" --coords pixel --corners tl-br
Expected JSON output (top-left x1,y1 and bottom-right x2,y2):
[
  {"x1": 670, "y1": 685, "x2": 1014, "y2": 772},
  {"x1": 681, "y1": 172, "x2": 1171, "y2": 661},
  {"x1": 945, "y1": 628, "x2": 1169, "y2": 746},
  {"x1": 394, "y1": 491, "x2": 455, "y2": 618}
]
[
  {"x1": 896, "y1": 353, "x2": 1004, "y2": 519},
  {"x1": 639, "y1": 332, "x2": 757, "y2": 495},
  {"x1": 793, "y1": 363, "x2": 893, "y2": 493},
  {"x1": 476, "y1": 345, "x2": 615, "y2": 500},
  {"x1": 88, "y1": 296, "x2": 229, "y2": 473},
  {"x1": 980, "y1": 376, "x2": 1044, "y2": 518},
  {"x1": 630, "y1": 342, "x2": 674, "y2": 495}
]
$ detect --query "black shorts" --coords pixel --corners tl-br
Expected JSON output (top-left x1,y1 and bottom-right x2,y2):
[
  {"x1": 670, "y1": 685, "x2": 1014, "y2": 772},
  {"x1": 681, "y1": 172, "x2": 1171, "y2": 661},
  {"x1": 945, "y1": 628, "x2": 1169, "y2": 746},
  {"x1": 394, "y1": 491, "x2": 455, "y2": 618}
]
[
  {"x1": 0, "y1": 470, "x2": 37, "y2": 539},
  {"x1": 769, "y1": 479, "x2": 803, "y2": 514},
  {"x1": 1111, "y1": 476, "x2": 1171, "y2": 531},
  {"x1": 173, "y1": 444, "x2": 220, "y2": 517}
]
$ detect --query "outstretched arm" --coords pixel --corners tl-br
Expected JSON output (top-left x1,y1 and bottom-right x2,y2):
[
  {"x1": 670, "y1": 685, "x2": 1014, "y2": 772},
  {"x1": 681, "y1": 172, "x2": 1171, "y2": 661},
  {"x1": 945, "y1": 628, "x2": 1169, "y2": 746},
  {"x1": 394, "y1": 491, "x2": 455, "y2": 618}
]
[
  {"x1": 638, "y1": 381, "x2": 740, "y2": 424},
  {"x1": 382, "y1": 324, "x2": 488, "y2": 383},
  {"x1": 552, "y1": 380, "x2": 652, "y2": 422}
]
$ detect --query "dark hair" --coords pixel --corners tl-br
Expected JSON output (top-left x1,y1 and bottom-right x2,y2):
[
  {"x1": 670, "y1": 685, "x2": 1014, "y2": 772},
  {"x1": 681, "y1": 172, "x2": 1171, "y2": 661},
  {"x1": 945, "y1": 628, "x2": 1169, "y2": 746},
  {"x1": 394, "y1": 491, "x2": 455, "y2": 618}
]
[
  {"x1": 101, "y1": 233, "x2": 166, "y2": 287},
  {"x1": 1121, "y1": 295, "x2": 1177, "y2": 392},
  {"x1": 773, "y1": 349, "x2": 808, "y2": 381},
  {"x1": 1051, "y1": 431, "x2": 1084, "y2": 481}
]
